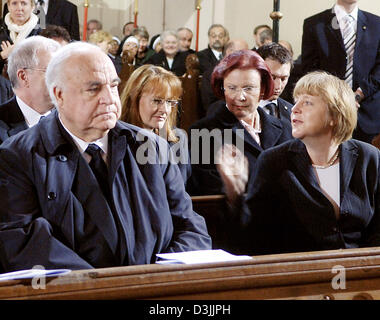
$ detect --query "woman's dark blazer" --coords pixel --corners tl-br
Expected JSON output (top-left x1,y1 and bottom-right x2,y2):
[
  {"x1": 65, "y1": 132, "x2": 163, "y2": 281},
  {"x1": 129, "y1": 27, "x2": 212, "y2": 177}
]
[
  {"x1": 187, "y1": 104, "x2": 293, "y2": 196},
  {"x1": 239, "y1": 138, "x2": 380, "y2": 255},
  {"x1": 146, "y1": 49, "x2": 190, "y2": 77}
]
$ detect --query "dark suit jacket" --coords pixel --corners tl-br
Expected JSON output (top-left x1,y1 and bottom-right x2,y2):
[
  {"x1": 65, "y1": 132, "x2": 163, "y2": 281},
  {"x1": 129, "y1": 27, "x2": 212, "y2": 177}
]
[
  {"x1": 146, "y1": 50, "x2": 190, "y2": 77},
  {"x1": 0, "y1": 96, "x2": 28, "y2": 144},
  {"x1": 187, "y1": 105, "x2": 292, "y2": 196},
  {"x1": 0, "y1": 111, "x2": 211, "y2": 272},
  {"x1": 196, "y1": 46, "x2": 219, "y2": 74},
  {"x1": 200, "y1": 66, "x2": 218, "y2": 112},
  {"x1": 271, "y1": 97, "x2": 292, "y2": 122},
  {"x1": 0, "y1": 75, "x2": 13, "y2": 105},
  {"x1": 301, "y1": 8, "x2": 380, "y2": 134},
  {"x1": 3, "y1": 0, "x2": 79, "y2": 41},
  {"x1": 238, "y1": 139, "x2": 380, "y2": 255}
]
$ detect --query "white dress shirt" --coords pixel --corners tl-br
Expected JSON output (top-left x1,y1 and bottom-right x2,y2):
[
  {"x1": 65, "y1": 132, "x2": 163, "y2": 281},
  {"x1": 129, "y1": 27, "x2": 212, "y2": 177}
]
[
  {"x1": 259, "y1": 99, "x2": 279, "y2": 118},
  {"x1": 225, "y1": 104, "x2": 261, "y2": 145},
  {"x1": 334, "y1": 3, "x2": 358, "y2": 36},
  {"x1": 58, "y1": 115, "x2": 109, "y2": 164},
  {"x1": 211, "y1": 48, "x2": 223, "y2": 61},
  {"x1": 35, "y1": 0, "x2": 49, "y2": 14},
  {"x1": 16, "y1": 96, "x2": 51, "y2": 128}
]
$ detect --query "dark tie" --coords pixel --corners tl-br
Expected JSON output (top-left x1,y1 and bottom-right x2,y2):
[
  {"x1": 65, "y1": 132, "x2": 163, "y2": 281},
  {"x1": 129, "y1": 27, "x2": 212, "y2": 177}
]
[
  {"x1": 38, "y1": 0, "x2": 44, "y2": 5},
  {"x1": 265, "y1": 102, "x2": 277, "y2": 116},
  {"x1": 85, "y1": 144, "x2": 110, "y2": 200}
]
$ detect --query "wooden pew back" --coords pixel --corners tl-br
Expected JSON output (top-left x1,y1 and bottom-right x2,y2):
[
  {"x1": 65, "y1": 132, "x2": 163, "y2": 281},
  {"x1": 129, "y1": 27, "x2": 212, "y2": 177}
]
[
  {"x1": 178, "y1": 54, "x2": 204, "y2": 131},
  {"x1": 1, "y1": 247, "x2": 380, "y2": 299}
]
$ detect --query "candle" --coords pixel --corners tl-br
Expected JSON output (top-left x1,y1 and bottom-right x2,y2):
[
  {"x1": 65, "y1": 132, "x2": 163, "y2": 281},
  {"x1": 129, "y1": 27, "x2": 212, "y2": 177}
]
[{"x1": 134, "y1": 0, "x2": 138, "y2": 13}]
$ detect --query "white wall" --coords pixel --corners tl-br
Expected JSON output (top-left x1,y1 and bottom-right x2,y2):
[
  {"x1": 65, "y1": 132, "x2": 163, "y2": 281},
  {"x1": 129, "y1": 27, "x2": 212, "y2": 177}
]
[{"x1": 70, "y1": 0, "x2": 380, "y2": 56}]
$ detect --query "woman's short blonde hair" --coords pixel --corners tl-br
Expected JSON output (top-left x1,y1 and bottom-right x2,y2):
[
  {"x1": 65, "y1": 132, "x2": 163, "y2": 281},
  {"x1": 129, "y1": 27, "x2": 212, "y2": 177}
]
[
  {"x1": 120, "y1": 64, "x2": 183, "y2": 142},
  {"x1": 88, "y1": 30, "x2": 112, "y2": 45},
  {"x1": 293, "y1": 71, "x2": 357, "y2": 145}
]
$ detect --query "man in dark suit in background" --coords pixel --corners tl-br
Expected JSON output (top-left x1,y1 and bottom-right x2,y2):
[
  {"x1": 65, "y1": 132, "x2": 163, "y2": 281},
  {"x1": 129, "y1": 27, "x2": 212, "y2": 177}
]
[
  {"x1": 301, "y1": 0, "x2": 380, "y2": 142},
  {"x1": 256, "y1": 42, "x2": 293, "y2": 122},
  {"x1": 0, "y1": 36, "x2": 60, "y2": 144},
  {"x1": 196, "y1": 24, "x2": 229, "y2": 75},
  {"x1": 3, "y1": 0, "x2": 80, "y2": 41},
  {"x1": 0, "y1": 41, "x2": 211, "y2": 272}
]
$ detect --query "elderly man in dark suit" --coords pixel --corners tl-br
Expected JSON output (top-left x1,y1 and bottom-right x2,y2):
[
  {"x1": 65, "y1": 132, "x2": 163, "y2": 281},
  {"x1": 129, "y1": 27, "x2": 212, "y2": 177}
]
[
  {"x1": 301, "y1": 0, "x2": 380, "y2": 143},
  {"x1": 3, "y1": 0, "x2": 80, "y2": 41},
  {"x1": 0, "y1": 42, "x2": 211, "y2": 272},
  {"x1": 0, "y1": 35, "x2": 60, "y2": 144},
  {"x1": 196, "y1": 24, "x2": 229, "y2": 75}
]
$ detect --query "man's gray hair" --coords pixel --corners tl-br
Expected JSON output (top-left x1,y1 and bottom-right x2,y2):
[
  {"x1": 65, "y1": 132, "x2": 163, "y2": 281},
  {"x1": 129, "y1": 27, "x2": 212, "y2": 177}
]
[
  {"x1": 7, "y1": 36, "x2": 61, "y2": 89},
  {"x1": 207, "y1": 24, "x2": 227, "y2": 36},
  {"x1": 45, "y1": 41, "x2": 103, "y2": 107}
]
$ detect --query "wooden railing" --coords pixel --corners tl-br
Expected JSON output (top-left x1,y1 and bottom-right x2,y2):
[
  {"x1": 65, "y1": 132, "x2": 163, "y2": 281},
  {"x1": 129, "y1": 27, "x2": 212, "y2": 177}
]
[
  {"x1": 2, "y1": 195, "x2": 380, "y2": 300},
  {"x1": 1, "y1": 247, "x2": 380, "y2": 299}
]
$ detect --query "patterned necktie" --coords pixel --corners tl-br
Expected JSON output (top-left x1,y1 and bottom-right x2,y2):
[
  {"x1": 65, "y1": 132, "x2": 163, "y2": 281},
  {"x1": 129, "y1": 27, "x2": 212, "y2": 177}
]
[
  {"x1": 85, "y1": 144, "x2": 110, "y2": 200},
  {"x1": 342, "y1": 14, "x2": 356, "y2": 88}
]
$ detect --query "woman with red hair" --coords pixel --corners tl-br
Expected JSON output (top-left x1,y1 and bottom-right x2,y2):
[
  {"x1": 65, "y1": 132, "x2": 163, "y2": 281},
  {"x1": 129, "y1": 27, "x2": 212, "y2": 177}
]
[{"x1": 188, "y1": 50, "x2": 292, "y2": 198}]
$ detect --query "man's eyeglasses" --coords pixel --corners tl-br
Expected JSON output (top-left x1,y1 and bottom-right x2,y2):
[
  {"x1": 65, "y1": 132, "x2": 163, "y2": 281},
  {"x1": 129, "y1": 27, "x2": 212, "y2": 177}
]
[
  {"x1": 23, "y1": 67, "x2": 47, "y2": 73},
  {"x1": 151, "y1": 98, "x2": 180, "y2": 109}
]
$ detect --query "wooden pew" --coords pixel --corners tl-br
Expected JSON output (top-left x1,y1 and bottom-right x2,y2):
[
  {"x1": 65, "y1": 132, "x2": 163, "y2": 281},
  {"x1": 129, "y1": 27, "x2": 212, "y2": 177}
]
[
  {"x1": 178, "y1": 54, "x2": 205, "y2": 132},
  {"x1": 372, "y1": 133, "x2": 380, "y2": 150},
  {"x1": 1, "y1": 247, "x2": 380, "y2": 300},
  {"x1": 118, "y1": 52, "x2": 135, "y2": 95}
]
